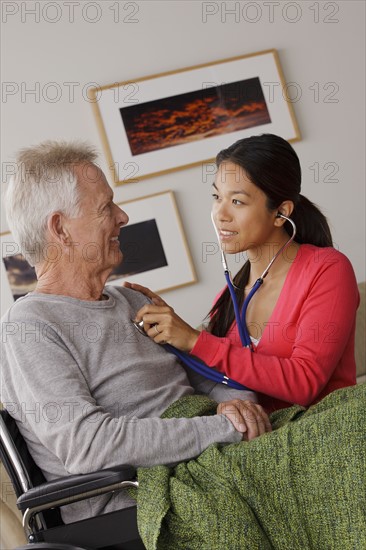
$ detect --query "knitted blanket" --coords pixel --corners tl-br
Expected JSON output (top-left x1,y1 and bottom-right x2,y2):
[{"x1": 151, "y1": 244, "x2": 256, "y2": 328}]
[{"x1": 135, "y1": 384, "x2": 366, "y2": 550}]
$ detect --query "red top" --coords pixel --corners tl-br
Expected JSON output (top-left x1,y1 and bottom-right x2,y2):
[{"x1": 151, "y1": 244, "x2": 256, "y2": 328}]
[{"x1": 191, "y1": 245, "x2": 359, "y2": 412}]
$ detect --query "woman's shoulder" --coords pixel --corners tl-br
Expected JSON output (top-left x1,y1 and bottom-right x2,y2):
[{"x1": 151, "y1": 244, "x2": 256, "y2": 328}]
[
  {"x1": 295, "y1": 244, "x2": 357, "y2": 286},
  {"x1": 297, "y1": 244, "x2": 354, "y2": 270}
]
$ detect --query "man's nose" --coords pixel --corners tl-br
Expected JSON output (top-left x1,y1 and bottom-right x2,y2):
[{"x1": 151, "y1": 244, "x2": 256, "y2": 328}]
[{"x1": 117, "y1": 205, "x2": 129, "y2": 227}]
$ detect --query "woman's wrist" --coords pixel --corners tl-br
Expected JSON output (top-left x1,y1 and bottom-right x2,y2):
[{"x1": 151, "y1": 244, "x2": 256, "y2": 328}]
[{"x1": 188, "y1": 329, "x2": 200, "y2": 352}]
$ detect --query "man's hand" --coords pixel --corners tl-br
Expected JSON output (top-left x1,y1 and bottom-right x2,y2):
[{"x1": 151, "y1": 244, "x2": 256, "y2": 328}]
[{"x1": 217, "y1": 399, "x2": 272, "y2": 441}]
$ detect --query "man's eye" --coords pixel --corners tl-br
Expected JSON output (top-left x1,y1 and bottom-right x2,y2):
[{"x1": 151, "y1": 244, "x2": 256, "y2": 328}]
[{"x1": 212, "y1": 194, "x2": 219, "y2": 200}]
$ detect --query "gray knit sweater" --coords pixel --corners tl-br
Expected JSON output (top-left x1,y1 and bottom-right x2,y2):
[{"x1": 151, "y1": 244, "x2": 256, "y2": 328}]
[{"x1": 1, "y1": 286, "x2": 253, "y2": 522}]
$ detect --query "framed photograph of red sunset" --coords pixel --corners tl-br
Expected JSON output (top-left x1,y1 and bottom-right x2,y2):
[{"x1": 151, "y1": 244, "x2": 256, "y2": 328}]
[{"x1": 90, "y1": 49, "x2": 300, "y2": 185}]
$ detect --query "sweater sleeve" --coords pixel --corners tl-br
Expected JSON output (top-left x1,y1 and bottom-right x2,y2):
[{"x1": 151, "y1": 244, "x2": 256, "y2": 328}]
[
  {"x1": 191, "y1": 250, "x2": 359, "y2": 407},
  {"x1": 1, "y1": 321, "x2": 241, "y2": 475}
]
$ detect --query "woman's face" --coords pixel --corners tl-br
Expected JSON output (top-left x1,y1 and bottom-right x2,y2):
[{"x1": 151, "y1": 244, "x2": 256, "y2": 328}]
[{"x1": 212, "y1": 161, "x2": 278, "y2": 254}]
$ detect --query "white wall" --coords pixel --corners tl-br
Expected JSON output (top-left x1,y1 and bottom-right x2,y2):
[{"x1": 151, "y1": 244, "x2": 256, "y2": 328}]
[{"x1": 1, "y1": 0, "x2": 365, "y2": 325}]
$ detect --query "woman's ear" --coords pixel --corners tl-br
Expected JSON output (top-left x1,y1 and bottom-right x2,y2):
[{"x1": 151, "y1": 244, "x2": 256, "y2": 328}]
[{"x1": 274, "y1": 200, "x2": 294, "y2": 226}]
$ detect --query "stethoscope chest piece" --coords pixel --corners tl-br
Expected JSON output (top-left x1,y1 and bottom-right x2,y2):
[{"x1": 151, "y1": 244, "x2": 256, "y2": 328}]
[{"x1": 132, "y1": 319, "x2": 146, "y2": 336}]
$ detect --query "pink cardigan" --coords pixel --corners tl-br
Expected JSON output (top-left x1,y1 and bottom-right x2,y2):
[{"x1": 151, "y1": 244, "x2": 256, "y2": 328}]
[{"x1": 191, "y1": 245, "x2": 359, "y2": 412}]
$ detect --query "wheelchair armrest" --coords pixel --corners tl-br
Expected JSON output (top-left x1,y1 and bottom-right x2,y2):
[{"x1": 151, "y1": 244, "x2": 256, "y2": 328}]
[{"x1": 17, "y1": 465, "x2": 137, "y2": 512}]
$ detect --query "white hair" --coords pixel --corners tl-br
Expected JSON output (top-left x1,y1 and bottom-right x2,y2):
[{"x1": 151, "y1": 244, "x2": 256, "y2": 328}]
[{"x1": 5, "y1": 141, "x2": 98, "y2": 266}]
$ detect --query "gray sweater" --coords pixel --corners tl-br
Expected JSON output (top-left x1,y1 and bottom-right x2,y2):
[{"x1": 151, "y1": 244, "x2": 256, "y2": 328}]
[{"x1": 1, "y1": 286, "x2": 253, "y2": 522}]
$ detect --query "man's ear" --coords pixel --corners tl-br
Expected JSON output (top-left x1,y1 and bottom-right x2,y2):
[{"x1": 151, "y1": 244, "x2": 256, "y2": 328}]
[
  {"x1": 274, "y1": 200, "x2": 294, "y2": 226},
  {"x1": 47, "y1": 212, "x2": 70, "y2": 246}
]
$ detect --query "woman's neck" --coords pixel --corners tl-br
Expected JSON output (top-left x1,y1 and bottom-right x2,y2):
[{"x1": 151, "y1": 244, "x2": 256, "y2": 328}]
[{"x1": 246, "y1": 240, "x2": 300, "y2": 287}]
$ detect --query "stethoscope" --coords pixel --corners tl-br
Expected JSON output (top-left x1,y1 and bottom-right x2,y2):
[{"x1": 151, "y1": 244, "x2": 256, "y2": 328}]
[{"x1": 132, "y1": 212, "x2": 297, "y2": 391}]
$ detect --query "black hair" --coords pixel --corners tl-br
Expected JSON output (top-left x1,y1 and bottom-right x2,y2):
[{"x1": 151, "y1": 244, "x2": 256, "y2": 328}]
[{"x1": 208, "y1": 133, "x2": 333, "y2": 337}]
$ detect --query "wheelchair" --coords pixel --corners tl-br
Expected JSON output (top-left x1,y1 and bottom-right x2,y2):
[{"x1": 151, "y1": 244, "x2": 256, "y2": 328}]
[{"x1": 0, "y1": 409, "x2": 146, "y2": 549}]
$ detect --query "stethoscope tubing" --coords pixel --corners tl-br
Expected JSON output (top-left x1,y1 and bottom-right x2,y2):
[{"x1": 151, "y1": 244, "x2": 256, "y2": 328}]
[
  {"x1": 164, "y1": 343, "x2": 249, "y2": 391},
  {"x1": 224, "y1": 270, "x2": 250, "y2": 348},
  {"x1": 131, "y1": 319, "x2": 250, "y2": 390},
  {"x1": 238, "y1": 277, "x2": 264, "y2": 349}
]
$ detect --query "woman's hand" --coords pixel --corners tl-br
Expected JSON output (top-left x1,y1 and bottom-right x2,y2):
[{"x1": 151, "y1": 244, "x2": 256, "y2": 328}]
[
  {"x1": 123, "y1": 281, "x2": 167, "y2": 307},
  {"x1": 124, "y1": 281, "x2": 200, "y2": 352},
  {"x1": 217, "y1": 399, "x2": 272, "y2": 441}
]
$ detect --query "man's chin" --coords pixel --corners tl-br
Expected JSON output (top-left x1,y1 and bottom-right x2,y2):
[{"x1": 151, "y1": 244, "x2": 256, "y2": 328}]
[{"x1": 110, "y1": 250, "x2": 123, "y2": 268}]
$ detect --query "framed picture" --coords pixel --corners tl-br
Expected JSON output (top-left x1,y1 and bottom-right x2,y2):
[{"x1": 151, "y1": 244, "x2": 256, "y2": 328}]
[
  {"x1": 90, "y1": 48, "x2": 301, "y2": 185},
  {"x1": 1, "y1": 232, "x2": 37, "y2": 315},
  {"x1": 106, "y1": 190, "x2": 197, "y2": 293}
]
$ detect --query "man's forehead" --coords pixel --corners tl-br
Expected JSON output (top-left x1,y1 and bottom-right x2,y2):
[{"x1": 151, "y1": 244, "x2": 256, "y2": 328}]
[
  {"x1": 74, "y1": 162, "x2": 106, "y2": 183},
  {"x1": 74, "y1": 162, "x2": 113, "y2": 206}
]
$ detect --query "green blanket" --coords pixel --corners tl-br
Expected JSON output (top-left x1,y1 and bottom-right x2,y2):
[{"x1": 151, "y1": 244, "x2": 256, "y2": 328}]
[{"x1": 135, "y1": 384, "x2": 366, "y2": 549}]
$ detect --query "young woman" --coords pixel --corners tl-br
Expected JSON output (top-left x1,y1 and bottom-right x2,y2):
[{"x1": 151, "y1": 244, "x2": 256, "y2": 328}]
[{"x1": 129, "y1": 134, "x2": 359, "y2": 412}]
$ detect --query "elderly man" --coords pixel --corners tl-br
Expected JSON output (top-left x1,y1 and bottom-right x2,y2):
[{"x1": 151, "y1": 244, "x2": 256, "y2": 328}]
[{"x1": 1, "y1": 141, "x2": 270, "y2": 524}]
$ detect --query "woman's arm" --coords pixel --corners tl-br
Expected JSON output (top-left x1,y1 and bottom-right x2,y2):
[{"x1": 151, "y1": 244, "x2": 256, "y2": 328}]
[
  {"x1": 191, "y1": 253, "x2": 359, "y2": 407},
  {"x1": 125, "y1": 250, "x2": 359, "y2": 408}
]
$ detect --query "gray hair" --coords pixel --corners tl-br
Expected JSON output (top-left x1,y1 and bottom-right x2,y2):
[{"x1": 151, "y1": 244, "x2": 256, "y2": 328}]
[{"x1": 5, "y1": 141, "x2": 98, "y2": 266}]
